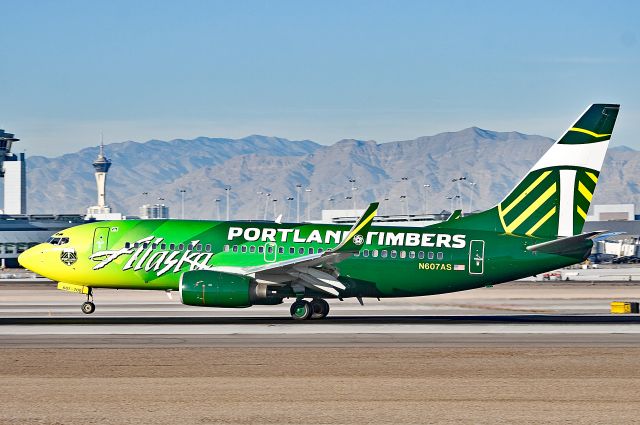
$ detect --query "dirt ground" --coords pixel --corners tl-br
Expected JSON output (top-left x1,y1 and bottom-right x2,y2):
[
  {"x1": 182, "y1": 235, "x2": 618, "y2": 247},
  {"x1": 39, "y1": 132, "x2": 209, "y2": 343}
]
[{"x1": 1, "y1": 346, "x2": 639, "y2": 424}]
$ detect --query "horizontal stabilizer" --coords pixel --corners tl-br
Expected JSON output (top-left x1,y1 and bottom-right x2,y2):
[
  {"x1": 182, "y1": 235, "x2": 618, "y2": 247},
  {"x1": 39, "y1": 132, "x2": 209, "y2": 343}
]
[{"x1": 526, "y1": 231, "x2": 606, "y2": 254}]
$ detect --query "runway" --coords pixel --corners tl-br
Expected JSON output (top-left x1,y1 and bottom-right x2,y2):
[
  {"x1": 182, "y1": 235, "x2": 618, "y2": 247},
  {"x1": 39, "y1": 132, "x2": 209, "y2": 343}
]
[
  {"x1": 3, "y1": 280, "x2": 640, "y2": 424},
  {"x1": 1, "y1": 280, "x2": 640, "y2": 347}
]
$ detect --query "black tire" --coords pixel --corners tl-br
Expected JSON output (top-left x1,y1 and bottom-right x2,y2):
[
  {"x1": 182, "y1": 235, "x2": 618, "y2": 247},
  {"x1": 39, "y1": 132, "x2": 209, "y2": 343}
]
[
  {"x1": 290, "y1": 300, "x2": 311, "y2": 320},
  {"x1": 310, "y1": 299, "x2": 330, "y2": 319},
  {"x1": 81, "y1": 301, "x2": 95, "y2": 314}
]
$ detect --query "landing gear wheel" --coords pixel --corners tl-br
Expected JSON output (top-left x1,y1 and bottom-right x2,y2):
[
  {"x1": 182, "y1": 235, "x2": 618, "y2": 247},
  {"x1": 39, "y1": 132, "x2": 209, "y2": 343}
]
[
  {"x1": 290, "y1": 300, "x2": 311, "y2": 320},
  {"x1": 310, "y1": 299, "x2": 330, "y2": 319},
  {"x1": 81, "y1": 301, "x2": 95, "y2": 315}
]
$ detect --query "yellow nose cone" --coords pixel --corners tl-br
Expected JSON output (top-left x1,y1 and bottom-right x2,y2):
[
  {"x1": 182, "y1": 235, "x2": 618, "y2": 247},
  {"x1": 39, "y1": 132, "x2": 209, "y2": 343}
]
[{"x1": 18, "y1": 245, "x2": 43, "y2": 273}]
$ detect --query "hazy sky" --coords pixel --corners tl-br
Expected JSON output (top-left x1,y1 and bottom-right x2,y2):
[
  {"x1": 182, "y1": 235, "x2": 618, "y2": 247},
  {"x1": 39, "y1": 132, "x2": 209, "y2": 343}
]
[{"x1": 1, "y1": 0, "x2": 639, "y2": 156}]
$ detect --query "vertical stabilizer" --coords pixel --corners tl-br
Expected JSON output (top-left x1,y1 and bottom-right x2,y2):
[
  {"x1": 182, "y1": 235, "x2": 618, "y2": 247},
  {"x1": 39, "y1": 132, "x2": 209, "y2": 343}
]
[{"x1": 496, "y1": 104, "x2": 619, "y2": 237}]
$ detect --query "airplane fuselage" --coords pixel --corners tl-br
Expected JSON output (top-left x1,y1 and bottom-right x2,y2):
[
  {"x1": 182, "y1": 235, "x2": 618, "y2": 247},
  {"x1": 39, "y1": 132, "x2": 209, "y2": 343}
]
[{"x1": 21, "y1": 219, "x2": 589, "y2": 299}]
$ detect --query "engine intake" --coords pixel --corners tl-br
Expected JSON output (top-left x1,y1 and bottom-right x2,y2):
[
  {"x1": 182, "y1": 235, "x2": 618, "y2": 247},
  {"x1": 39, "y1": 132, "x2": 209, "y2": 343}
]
[{"x1": 179, "y1": 270, "x2": 282, "y2": 308}]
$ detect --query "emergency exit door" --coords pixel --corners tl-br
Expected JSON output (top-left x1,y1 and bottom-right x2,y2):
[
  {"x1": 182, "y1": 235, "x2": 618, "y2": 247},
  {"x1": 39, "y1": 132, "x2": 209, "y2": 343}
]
[{"x1": 469, "y1": 240, "x2": 485, "y2": 275}]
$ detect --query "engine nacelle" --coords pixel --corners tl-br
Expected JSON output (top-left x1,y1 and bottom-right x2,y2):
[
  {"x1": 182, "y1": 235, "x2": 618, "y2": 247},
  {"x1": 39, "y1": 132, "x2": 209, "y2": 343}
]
[{"x1": 179, "y1": 270, "x2": 282, "y2": 308}]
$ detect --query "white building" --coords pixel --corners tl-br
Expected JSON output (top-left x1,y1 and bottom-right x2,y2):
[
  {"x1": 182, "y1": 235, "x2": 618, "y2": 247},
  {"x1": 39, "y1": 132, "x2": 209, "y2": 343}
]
[
  {"x1": 3, "y1": 152, "x2": 27, "y2": 215},
  {"x1": 586, "y1": 204, "x2": 635, "y2": 221},
  {"x1": 140, "y1": 204, "x2": 170, "y2": 219}
]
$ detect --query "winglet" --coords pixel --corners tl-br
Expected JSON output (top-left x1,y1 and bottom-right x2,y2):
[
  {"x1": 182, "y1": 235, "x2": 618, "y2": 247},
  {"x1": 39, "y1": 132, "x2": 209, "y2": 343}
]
[
  {"x1": 447, "y1": 209, "x2": 463, "y2": 221},
  {"x1": 331, "y1": 202, "x2": 379, "y2": 253}
]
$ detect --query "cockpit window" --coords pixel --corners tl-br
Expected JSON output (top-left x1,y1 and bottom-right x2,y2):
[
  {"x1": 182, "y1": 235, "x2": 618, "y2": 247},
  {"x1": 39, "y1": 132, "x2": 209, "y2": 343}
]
[{"x1": 47, "y1": 237, "x2": 69, "y2": 245}]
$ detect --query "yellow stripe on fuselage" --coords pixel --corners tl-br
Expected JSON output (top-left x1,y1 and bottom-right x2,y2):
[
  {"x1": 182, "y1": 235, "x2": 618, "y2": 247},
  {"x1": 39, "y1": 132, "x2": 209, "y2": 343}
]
[
  {"x1": 502, "y1": 171, "x2": 552, "y2": 216},
  {"x1": 525, "y1": 206, "x2": 557, "y2": 237},
  {"x1": 569, "y1": 127, "x2": 611, "y2": 138},
  {"x1": 578, "y1": 181, "x2": 593, "y2": 202},
  {"x1": 505, "y1": 183, "x2": 557, "y2": 234}
]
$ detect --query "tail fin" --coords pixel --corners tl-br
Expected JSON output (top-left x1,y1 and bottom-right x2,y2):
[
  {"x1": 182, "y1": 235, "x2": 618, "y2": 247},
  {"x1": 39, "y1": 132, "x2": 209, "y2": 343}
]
[{"x1": 443, "y1": 104, "x2": 619, "y2": 238}]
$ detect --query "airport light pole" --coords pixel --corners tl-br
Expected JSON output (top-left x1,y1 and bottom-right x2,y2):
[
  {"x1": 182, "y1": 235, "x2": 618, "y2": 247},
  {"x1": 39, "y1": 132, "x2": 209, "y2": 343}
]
[
  {"x1": 305, "y1": 188, "x2": 312, "y2": 221},
  {"x1": 214, "y1": 199, "x2": 221, "y2": 220},
  {"x1": 179, "y1": 189, "x2": 186, "y2": 219},
  {"x1": 263, "y1": 193, "x2": 271, "y2": 220},
  {"x1": 446, "y1": 196, "x2": 454, "y2": 214},
  {"x1": 400, "y1": 195, "x2": 408, "y2": 216},
  {"x1": 423, "y1": 184, "x2": 430, "y2": 214},
  {"x1": 272, "y1": 198, "x2": 278, "y2": 220},
  {"x1": 296, "y1": 184, "x2": 302, "y2": 222},
  {"x1": 401, "y1": 177, "x2": 409, "y2": 213},
  {"x1": 349, "y1": 178, "x2": 357, "y2": 210},
  {"x1": 345, "y1": 196, "x2": 352, "y2": 210},
  {"x1": 468, "y1": 182, "x2": 477, "y2": 213},
  {"x1": 256, "y1": 191, "x2": 264, "y2": 220},
  {"x1": 452, "y1": 177, "x2": 466, "y2": 210},
  {"x1": 225, "y1": 187, "x2": 231, "y2": 221},
  {"x1": 286, "y1": 197, "x2": 294, "y2": 221}
]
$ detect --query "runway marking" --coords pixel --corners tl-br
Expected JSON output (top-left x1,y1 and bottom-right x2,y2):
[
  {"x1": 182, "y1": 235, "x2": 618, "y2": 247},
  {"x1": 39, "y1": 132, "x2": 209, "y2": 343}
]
[{"x1": 1, "y1": 323, "x2": 639, "y2": 335}]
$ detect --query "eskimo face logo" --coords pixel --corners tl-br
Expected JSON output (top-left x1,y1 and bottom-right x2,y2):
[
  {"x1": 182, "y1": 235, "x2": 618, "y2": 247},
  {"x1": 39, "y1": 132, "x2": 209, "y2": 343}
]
[
  {"x1": 60, "y1": 249, "x2": 77, "y2": 266},
  {"x1": 353, "y1": 234, "x2": 364, "y2": 246}
]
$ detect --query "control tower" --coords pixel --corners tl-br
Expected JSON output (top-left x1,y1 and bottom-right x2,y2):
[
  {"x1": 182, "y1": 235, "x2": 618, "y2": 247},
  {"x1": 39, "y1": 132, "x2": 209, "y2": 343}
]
[
  {"x1": 86, "y1": 141, "x2": 113, "y2": 216},
  {"x1": 0, "y1": 129, "x2": 26, "y2": 214}
]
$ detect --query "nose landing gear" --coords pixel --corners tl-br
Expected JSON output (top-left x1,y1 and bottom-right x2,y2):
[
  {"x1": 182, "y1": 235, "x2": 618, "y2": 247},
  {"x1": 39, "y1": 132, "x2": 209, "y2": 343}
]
[{"x1": 81, "y1": 288, "x2": 95, "y2": 314}]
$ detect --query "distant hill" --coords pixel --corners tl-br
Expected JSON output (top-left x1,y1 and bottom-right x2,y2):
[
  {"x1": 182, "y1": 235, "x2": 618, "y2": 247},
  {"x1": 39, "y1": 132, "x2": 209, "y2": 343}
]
[{"x1": 13, "y1": 130, "x2": 638, "y2": 220}]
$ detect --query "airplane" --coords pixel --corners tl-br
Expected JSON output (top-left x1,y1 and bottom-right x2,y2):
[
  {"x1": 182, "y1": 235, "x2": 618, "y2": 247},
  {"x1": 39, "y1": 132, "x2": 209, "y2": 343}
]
[{"x1": 18, "y1": 104, "x2": 619, "y2": 320}]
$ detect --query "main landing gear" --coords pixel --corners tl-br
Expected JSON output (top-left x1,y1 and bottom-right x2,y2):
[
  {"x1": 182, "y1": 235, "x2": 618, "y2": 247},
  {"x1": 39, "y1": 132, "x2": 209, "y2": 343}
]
[
  {"x1": 290, "y1": 298, "x2": 330, "y2": 320},
  {"x1": 81, "y1": 288, "x2": 95, "y2": 314}
]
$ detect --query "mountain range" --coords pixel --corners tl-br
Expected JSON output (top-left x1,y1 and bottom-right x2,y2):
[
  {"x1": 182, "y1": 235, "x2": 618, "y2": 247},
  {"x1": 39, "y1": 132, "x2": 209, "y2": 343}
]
[{"x1": 9, "y1": 128, "x2": 638, "y2": 220}]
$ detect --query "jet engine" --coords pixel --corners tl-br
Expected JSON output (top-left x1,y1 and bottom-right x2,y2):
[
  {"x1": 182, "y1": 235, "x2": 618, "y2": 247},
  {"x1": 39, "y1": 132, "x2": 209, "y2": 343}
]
[{"x1": 179, "y1": 270, "x2": 283, "y2": 308}]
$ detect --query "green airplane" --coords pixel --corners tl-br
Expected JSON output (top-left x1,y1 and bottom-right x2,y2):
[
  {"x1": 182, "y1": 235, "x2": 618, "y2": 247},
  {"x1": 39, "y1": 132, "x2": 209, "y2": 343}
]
[{"x1": 18, "y1": 104, "x2": 619, "y2": 320}]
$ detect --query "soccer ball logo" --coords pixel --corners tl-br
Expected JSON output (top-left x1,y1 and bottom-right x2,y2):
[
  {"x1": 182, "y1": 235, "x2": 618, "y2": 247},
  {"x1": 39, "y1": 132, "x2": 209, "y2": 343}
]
[{"x1": 353, "y1": 234, "x2": 364, "y2": 246}]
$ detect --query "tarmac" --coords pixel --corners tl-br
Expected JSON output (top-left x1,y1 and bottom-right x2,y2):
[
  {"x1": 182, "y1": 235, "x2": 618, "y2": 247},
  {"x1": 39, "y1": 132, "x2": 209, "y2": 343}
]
[{"x1": 2, "y1": 279, "x2": 640, "y2": 424}]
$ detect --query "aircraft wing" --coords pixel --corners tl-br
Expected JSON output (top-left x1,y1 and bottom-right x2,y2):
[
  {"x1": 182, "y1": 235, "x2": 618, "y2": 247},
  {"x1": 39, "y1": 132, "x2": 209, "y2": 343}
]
[{"x1": 231, "y1": 202, "x2": 379, "y2": 296}]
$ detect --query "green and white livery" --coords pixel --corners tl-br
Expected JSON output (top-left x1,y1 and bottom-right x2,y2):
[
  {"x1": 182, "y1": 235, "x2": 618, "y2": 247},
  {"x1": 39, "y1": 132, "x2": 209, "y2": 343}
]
[{"x1": 19, "y1": 104, "x2": 620, "y2": 319}]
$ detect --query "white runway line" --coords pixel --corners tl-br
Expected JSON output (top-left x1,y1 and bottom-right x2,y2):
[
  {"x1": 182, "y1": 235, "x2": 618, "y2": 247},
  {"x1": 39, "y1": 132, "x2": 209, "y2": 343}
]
[{"x1": 1, "y1": 323, "x2": 640, "y2": 335}]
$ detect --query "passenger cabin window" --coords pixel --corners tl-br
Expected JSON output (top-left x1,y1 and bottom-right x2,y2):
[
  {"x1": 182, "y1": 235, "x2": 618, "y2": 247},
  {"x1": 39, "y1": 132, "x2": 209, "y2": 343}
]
[
  {"x1": 160, "y1": 243, "x2": 167, "y2": 250},
  {"x1": 309, "y1": 247, "x2": 314, "y2": 254},
  {"x1": 418, "y1": 251, "x2": 425, "y2": 260},
  {"x1": 170, "y1": 243, "x2": 176, "y2": 250},
  {"x1": 298, "y1": 247, "x2": 305, "y2": 255},
  {"x1": 363, "y1": 249, "x2": 369, "y2": 257},
  {"x1": 437, "y1": 252, "x2": 444, "y2": 260},
  {"x1": 381, "y1": 250, "x2": 388, "y2": 258},
  {"x1": 205, "y1": 244, "x2": 212, "y2": 252},
  {"x1": 241, "y1": 246, "x2": 247, "y2": 253},
  {"x1": 267, "y1": 246, "x2": 274, "y2": 254},
  {"x1": 290, "y1": 247, "x2": 295, "y2": 254},
  {"x1": 428, "y1": 252, "x2": 434, "y2": 260},
  {"x1": 278, "y1": 247, "x2": 284, "y2": 254},
  {"x1": 249, "y1": 246, "x2": 256, "y2": 253},
  {"x1": 390, "y1": 250, "x2": 397, "y2": 259},
  {"x1": 372, "y1": 250, "x2": 379, "y2": 258},
  {"x1": 232, "y1": 245, "x2": 239, "y2": 253},
  {"x1": 318, "y1": 248, "x2": 324, "y2": 254},
  {"x1": 223, "y1": 244, "x2": 229, "y2": 252},
  {"x1": 134, "y1": 243, "x2": 140, "y2": 249},
  {"x1": 125, "y1": 242, "x2": 131, "y2": 249},
  {"x1": 258, "y1": 246, "x2": 264, "y2": 254},
  {"x1": 196, "y1": 244, "x2": 203, "y2": 252},
  {"x1": 178, "y1": 244, "x2": 185, "y2": 251},
  {"x1": 400, "y1": 251, "x2": 406, "y2": 259}
]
